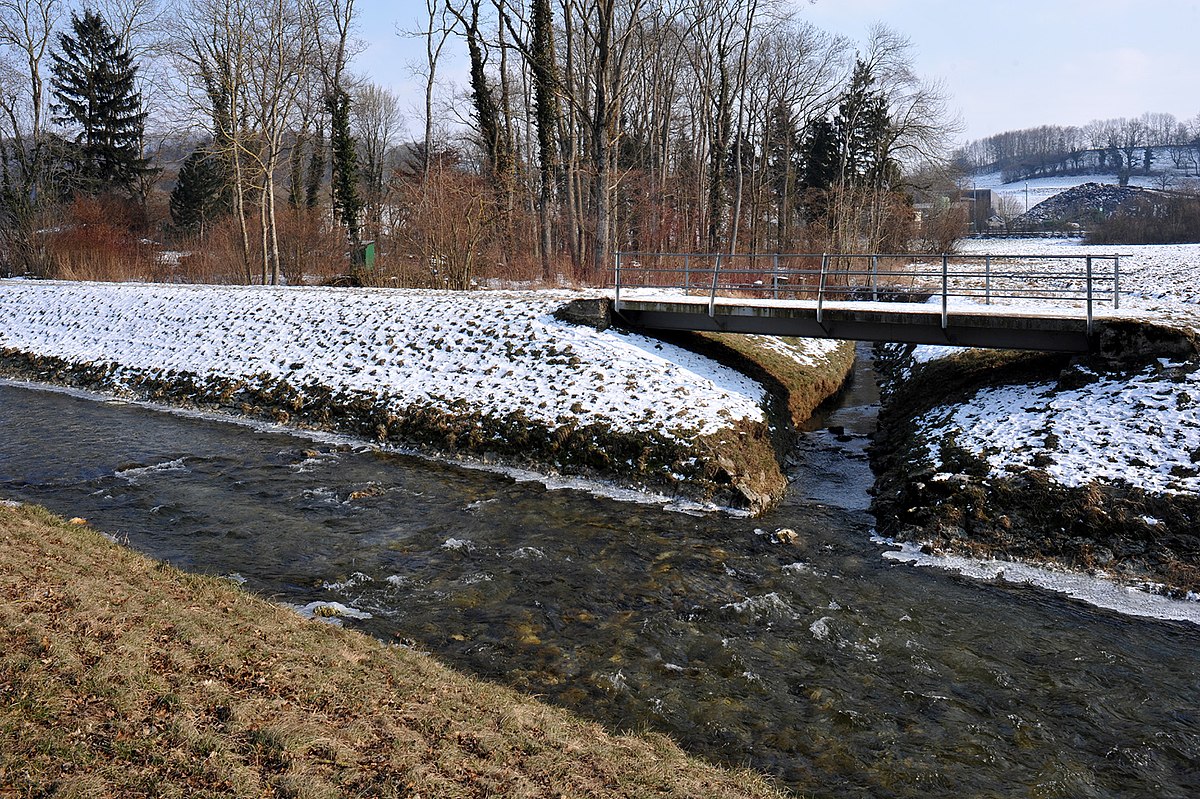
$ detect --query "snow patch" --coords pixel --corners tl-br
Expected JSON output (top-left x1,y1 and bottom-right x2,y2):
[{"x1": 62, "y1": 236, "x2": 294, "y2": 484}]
[{"x1": 875, "y1": 536, "x2": 1200, "y2": 625}]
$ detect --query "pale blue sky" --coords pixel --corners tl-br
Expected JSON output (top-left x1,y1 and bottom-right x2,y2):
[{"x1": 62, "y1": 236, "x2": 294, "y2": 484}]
[{"x1": 355, "y1": 0, "x2": 1200, "y2": 145}]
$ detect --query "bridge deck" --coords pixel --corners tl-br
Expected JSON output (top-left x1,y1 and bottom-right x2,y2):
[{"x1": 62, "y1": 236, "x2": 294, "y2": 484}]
[{"x1": 614, "y1": 293, "x2": 1134, "y2": 352}]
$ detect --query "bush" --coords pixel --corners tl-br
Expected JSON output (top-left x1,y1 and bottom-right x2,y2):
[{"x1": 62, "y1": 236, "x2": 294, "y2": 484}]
[
  {"x1": 1088, "y1": 193, "x2": 1200, "y2": 244},
  {"x1": 166, "y1": 210, "x2": 350, "y2": 285},
  {"x1": 44, "y1": 196, "x2": 159, "y2": 281},
  {"x1": 372, "y1": 166, "x2": 547, "y2": 289}
]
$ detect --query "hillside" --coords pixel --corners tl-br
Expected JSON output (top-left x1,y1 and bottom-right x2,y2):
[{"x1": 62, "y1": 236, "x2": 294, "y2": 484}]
[{"x1": 0, "y1": 502, "x2": 788, "y2": 798}]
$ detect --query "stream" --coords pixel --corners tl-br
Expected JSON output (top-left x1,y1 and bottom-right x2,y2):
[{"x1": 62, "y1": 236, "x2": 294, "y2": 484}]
[{"x1": 1, "y1": 349, "x2": 1198, "y2": 798}]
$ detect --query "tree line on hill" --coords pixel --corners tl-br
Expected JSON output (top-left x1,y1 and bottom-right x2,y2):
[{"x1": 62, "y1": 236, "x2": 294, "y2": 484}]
[
  {"x1": 954, "y1": 112, "x2": 1200, "y2": 186},
  {"x1": 0, "y1": 0, "x2": 961, "y2": 288}
]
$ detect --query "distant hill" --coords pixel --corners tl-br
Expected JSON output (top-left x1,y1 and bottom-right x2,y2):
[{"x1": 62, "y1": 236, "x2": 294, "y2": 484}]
[{"x1": 967, "y1": 146, "x2": 1197, "y2": 212}]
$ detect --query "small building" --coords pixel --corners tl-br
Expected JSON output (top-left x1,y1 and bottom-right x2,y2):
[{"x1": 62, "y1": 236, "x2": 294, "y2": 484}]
[{"x1": 954, "y1": 188, "x2": 996, "y2": 233}]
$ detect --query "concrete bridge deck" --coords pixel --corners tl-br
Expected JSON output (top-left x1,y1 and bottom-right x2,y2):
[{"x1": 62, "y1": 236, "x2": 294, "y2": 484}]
[
  {"x1": 613, "y1": 294, "x2": 1132, "y2": 352},
  {"x1": 611, "y1": 251, "x2": 1129, "y2": 353}
]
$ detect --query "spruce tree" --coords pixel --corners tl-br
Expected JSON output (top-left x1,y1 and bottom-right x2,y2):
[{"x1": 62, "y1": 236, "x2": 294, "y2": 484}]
[
  {"x1": 169, "y1": 148, "x2": 226, "y2": 236},
  {"x1": 50, "y1": 10, "x2": 152, "y2": 196},
  {"x1": 831, "y1": 60, "x2": 893, "y2": 191},
  {"x1": 800, "y1": 117, "x2": 840, "y2": 194}
]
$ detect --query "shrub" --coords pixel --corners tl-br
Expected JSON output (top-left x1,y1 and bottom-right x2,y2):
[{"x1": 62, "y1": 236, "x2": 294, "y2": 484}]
[
  {"x1": 1088, "y1": 193, "x2": 1200, "y2": 244},
  {"x1": 44, "y1": 195, "x2": 158, "y2": 281}
]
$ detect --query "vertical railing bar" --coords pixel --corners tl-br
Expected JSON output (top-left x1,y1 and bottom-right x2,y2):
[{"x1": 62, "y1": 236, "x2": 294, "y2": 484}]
[
  {"x1": 871, "y1": 255, "x2": 878, "y2": 301},
  {"x1": 708, "y1": 253, "x2": 722, "y2": 317},
  {"x1": 614, "y1": 251, "x2": 621, "y2": 305},
  {"x1": 773, "y1": 253, "x2": 779, "y2": 300},
  {"x1": 684, "y1": 253, "x2": 690, "y2": 296},
  {"x1": 985, "y1": 254, "x2": 991, "y2": 305},
  {"x1": 817, "y1": 253, "x2": 828, "y2": 324},
  {"x1": 1086, "y1": 255, "x2": 1094, "y2": 335},
  {"x1": 1114, "y1": 255, "x2": 1121, "y2": 309},
  {"x1": 941, "y1": 253, "x2": 949, "y2": 329}
]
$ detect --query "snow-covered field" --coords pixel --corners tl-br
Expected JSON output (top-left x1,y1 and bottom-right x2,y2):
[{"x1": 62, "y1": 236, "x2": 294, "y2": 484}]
[
  {"x1": 907, "y1": 239, "x2": 1200, "y2": 498},
  {"x1": 0, "y1": 281, "x2": 839, "y2": 447},
  {"x1": 970, "y1": 153, "x2": 1198, "y2": 210},
  {"x1": 958, "y1": 238, "x2": 1200, "y2": 309}
]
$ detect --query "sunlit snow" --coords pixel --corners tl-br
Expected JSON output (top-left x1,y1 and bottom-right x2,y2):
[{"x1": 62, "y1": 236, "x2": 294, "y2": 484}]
[
  {"x1": 910, "y1": 240, "x2": 1200, "y2": 497},
  {"x1": 0, "y1": 281, "x2": 838, "y2": 444}
]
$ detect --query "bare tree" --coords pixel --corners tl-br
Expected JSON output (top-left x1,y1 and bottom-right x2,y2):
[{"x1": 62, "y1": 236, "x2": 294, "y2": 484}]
[
  {"x1": 411, "y1": 0, "x2": 455, "y2": 179},
  {"x1": 0, "y1": 0, "x2": 59, "y2": 201},
  {"x1": 172, "y1": 0, "x2": 258, "y2": 281},
  {"x1": 567, "y1": 0, "x2": 645, "y2": 278},
  {"x1": 0, "y1": 0, "x2": 62, "y2": 274},
  {"x1": 353, "y1": 81, "x2": 401, "y2": 242},
  {"x1": 244, "y1": 0, "x2": 313, "y2": 284}
]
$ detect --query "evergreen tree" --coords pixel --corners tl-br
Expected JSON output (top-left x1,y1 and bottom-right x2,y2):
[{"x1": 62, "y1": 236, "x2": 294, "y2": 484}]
[
  {"x1": 797, "y1": 117, "x2": 840, "y2": 223},
  {"x1": 50, "y1": 10, "x2": 152, "y2": 197},
  {"x1": 169, "y1": 148, "x2": 226, "y2": 236},
  {"x1": 831, "y1": 60, "x2": 894, "y2": 191},
  {"x1": 327, "y1": 87, "x2": 361, "y2": 242},
  {"x1": 799, "y1": 117, "x2": 840, "y2": 194}
]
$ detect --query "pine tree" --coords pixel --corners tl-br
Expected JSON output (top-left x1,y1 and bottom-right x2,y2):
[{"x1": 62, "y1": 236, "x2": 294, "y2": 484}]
[
  {"x1": 799, "y1": 117, "x2": 840, "y2": 194},
  {"x1": 169, "y1": 148, "x2": 226, "y2": 236},
  {"x1": 831, "y1": 60, "x2": 893, "y2": 191},
  {"x1": 50, "y1": 10, "x2": 152, "y2": 197}
]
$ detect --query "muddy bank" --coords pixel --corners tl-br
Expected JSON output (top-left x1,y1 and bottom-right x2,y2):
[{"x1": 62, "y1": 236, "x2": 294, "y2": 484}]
[{"x1": 871, "y1": 323, "x2": 1200, "y2": 595}]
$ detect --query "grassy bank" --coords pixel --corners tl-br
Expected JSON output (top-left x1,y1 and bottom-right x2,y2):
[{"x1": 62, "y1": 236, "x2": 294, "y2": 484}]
[
  {"x1": 694, "y1": 336, "x2": 856, "y2": 429},
  {"x1": 0, "y1": 503, "x2": 790, "y2": 798}
]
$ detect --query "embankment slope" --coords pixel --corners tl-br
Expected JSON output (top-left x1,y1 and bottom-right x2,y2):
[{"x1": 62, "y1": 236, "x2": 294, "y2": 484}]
[
  {"x1": 0, "y1": 502, "x2": 788, "y2": 797},
  {"x1": 0, "y1": 280, "x2": 852, "y2": 512},
  {"x1": 872, "y1": 324, "x2": 1200, "y2": 594}
]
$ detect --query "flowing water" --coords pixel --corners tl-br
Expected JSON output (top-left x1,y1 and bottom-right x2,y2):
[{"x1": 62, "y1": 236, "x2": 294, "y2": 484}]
[{"x1": 1, "y1": 353, "x2": 1198, "y2": 798}]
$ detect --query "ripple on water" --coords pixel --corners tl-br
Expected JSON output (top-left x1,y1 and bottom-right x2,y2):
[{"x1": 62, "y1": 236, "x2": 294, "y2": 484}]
[{"x1": 3, "y1": 378, "x2": 1200, "y2": 799}]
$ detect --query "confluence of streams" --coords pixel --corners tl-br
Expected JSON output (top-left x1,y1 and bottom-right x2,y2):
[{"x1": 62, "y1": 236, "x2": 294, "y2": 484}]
[{"x1": 1, "y1": 350, "x2": 1197, "y2": 798}]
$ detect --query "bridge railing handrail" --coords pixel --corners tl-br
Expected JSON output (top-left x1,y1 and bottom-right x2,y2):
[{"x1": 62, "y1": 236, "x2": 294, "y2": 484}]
[{"x1": 613, "y1": 251, "x2": 1123, "y2": 334}]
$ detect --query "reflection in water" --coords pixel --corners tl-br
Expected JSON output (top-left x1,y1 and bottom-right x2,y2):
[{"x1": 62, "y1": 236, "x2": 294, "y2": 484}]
[{"x1": 1, "y1": 359, "x2": 1198, "y2": 798}]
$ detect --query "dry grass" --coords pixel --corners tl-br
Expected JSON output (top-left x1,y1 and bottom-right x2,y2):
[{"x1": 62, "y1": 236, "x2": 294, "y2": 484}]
[
  {"x1": 0, "y1": 503, "x2": 789, "y2": 799},
  {"x1": 694, "y1": 336, "x2": 856, "y2": 429}
]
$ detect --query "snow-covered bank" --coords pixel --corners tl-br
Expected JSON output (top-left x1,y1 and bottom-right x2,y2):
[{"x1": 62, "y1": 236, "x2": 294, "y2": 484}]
[
  {"x1": 0, "y1": 281, "x2": 848, "y2": 511},
  {"x1": 872, "y1": 240, "x2": 1200, "y2": 594}
]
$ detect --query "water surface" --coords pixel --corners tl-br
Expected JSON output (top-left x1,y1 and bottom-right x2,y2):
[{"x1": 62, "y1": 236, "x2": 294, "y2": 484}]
[{"x1": 1, "y1": 360, "x2": 1197, "y2": 798}]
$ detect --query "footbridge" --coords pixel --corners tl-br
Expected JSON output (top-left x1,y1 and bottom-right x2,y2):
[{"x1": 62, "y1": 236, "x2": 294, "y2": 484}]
[{"x1": 611, "y1": 252, "x2": 1127, "y2": 353}]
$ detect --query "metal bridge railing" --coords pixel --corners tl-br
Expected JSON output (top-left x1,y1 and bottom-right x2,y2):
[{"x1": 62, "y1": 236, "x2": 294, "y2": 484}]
[{"x1": 613, "y1": 251, "x2": 1122, "y2": 333}]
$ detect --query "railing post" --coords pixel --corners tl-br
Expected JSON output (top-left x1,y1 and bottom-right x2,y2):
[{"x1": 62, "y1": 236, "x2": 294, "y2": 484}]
[
  {"x1": 984, "y1": 255, "x2": 991, "y2": 305},
  {"x1": 1086, "y1": 255, "x2": 1094, "y2": 335},
  {"x1": 817, "y1": 253, "x2": 828, "y2": 324},
  {"x1": 1114, "y1": 255, "x2": 1121, "y2": 309},
  {"x1": 871, "y1": 255, "x2": 879, "y2": 301},
  {"x1": 614, "y1": 251, "x2": 621, "y2": 305},
  {"x1": 941, "y1": 253, "x2": 949, "y2": 329},
  {"x1": 773, "y1": 253, "x2": 780, "y2": 299},
  {"x1": 684, "y1": 253, "x2": 690, "y2": 296},
  {"x1": 708, "y1": 254, "x2": 722, "y2": 317}
]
